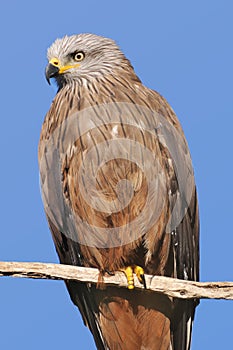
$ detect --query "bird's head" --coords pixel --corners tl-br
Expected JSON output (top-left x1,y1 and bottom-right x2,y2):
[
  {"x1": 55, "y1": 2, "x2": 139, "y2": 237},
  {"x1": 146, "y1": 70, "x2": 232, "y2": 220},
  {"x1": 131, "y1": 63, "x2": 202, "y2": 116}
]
[{"x1": 45, "y1": 33, "x2": 135, "y2": 89}]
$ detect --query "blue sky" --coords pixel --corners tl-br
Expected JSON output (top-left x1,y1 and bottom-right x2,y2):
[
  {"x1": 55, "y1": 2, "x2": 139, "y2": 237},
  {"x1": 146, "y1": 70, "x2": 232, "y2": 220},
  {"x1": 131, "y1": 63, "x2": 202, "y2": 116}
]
[{"x1": 0, "y1": 1, "x2": 233, "y2": 349}]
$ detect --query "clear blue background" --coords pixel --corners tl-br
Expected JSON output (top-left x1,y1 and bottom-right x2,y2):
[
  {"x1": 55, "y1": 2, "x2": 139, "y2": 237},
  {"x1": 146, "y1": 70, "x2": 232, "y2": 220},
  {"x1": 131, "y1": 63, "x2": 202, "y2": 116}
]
[{"x1": 0, "y1": 1, "x2": 232, "y2": 349}]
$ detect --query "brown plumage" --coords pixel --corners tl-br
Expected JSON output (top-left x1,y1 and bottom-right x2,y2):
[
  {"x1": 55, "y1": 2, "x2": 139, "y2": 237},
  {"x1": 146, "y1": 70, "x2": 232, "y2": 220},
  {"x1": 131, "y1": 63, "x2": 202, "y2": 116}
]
[{"x1": 39, "y1": 33, "x2": 199, "y2": 350}]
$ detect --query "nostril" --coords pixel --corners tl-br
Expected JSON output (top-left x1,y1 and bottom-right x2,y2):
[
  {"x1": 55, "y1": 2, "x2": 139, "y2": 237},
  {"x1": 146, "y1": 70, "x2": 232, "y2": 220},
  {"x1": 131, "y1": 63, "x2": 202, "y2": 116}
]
[{"x1": 50, "y1": 58, "x2": 60, "y2": 66}]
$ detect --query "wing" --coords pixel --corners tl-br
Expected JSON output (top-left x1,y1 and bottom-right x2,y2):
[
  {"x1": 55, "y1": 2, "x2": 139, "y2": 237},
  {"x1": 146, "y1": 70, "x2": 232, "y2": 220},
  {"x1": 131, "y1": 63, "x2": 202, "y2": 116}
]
[
  {"x1": 39, "y1": 78, "x2": 199, "y2": 350},
  {"x1": 170, "y1": 188, "x2": 199, "y2": 350}
]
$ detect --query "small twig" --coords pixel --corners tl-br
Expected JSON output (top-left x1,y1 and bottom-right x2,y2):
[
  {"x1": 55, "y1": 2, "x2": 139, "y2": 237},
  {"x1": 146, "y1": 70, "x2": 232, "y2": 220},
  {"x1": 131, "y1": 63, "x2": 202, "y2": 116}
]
[{"x1": 0, "y1": 261, "x2": 233, "y2": 300}]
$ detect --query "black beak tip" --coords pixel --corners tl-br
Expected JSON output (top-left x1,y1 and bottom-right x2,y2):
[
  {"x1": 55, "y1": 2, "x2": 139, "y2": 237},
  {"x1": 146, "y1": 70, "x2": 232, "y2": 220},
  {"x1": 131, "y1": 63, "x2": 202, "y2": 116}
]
[
  {"x1": 45, "y1": 63, "x2": 59, "y2": 85},
  {"x1": 46, "y1": 75, "x2": 51, "y2": 85}
]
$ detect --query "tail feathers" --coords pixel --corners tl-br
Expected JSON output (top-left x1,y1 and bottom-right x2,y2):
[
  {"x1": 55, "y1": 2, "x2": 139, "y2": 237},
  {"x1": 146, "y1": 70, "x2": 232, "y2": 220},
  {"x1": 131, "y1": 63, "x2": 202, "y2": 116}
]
[
  {"x1": 66, "y1": 282, "x2": 196, "y2": 350},
  {"x1": 68, "y1": 284, "x2": 174, "y2": 350},
  {"x1": 97, "y1": 291, "x2": 173, "y2": 350}
]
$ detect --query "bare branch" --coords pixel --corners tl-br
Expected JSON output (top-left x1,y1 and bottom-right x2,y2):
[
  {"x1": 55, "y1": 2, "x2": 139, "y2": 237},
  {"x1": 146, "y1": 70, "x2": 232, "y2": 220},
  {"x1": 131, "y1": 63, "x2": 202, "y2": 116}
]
[{"x1": 0, "y1": 261, "x2": 233, "y2": 300}]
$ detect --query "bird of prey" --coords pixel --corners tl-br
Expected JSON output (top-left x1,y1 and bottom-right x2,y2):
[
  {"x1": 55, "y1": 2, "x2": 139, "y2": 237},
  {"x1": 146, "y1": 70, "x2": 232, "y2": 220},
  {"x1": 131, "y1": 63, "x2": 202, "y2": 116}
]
[{"x1": 39, "y1": 33, "x2": 199, "y2": 350}]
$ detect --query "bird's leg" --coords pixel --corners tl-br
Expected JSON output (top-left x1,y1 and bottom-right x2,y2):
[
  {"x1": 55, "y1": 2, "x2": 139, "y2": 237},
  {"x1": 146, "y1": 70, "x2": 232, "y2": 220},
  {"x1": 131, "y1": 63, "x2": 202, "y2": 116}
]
[
  {"x1": 120, "y1": 265, "x2": 146, "y2": 290},
  {"x1": 120, "y1": 266, "x2": 134, "y2": 290}
]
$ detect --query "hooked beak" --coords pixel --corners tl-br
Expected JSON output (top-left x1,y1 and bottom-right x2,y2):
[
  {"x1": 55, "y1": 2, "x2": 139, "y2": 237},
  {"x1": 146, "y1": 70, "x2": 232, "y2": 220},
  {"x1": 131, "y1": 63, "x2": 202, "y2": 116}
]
[{"x1": 45, "y1": 63, "x2": 60, "y2": 85}]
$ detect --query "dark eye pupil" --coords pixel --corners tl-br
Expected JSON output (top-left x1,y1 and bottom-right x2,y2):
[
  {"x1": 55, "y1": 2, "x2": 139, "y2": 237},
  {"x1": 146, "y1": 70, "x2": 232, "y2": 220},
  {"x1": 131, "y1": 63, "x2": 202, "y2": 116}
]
[{"x1": 73, "y1": 51, "x2": 84, "y2": 61}]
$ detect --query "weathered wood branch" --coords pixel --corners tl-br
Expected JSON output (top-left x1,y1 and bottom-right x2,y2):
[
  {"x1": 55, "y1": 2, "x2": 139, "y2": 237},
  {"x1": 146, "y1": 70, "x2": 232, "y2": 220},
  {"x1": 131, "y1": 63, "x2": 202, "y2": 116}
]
[{"x1": 0, "y1": 261, "x2": 233, "y2": 300}]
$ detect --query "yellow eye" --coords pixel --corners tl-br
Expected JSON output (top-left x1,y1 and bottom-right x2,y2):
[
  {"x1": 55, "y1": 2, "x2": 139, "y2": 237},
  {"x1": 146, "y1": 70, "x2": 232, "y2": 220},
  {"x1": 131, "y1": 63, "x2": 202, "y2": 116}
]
[{"x1": 73, "y1": 51, "x2": 85, "y2": 62}]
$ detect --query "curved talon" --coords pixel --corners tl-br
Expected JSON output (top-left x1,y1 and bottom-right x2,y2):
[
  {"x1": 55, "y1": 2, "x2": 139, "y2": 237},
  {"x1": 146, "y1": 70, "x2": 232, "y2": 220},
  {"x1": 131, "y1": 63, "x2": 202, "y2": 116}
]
[
  {"x1": 133, "y1": 265, "x2": 146, "y2": 288},
  {"x1": 120, "y1": 265, "x2": 145, "y2": 290},
  {"x1": 105, "y1": 270, "x2": 115, "y2": 276}
]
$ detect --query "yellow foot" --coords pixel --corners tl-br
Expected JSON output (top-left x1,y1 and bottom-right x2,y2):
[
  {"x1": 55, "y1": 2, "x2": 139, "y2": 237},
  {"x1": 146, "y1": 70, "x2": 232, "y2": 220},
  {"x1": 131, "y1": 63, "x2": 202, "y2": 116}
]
[{"x1": 120, "y1": 265, "x2": 146, "y2": 290}]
